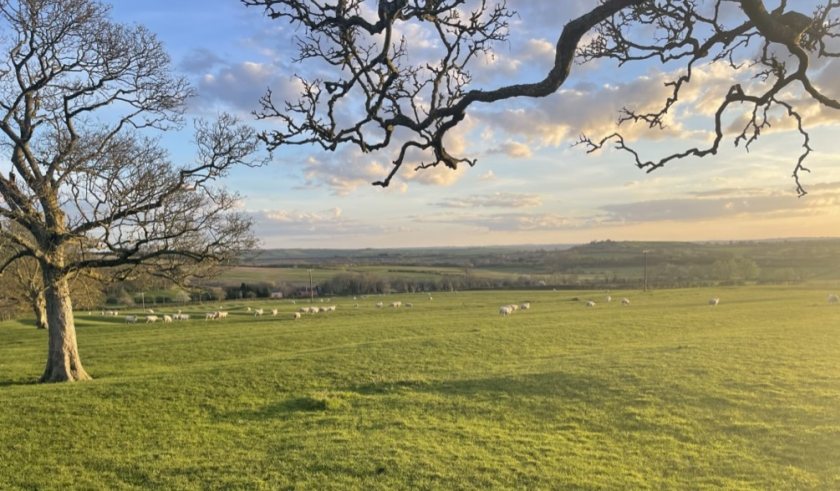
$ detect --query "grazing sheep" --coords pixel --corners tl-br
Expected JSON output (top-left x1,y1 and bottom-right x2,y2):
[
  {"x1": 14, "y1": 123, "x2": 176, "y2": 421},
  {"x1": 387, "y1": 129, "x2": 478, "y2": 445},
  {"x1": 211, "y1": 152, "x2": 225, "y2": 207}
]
[
  {"x1": 510, "y1": 304, "x2": 519, "y2": 311},
  {"x1": 145, "y1": 315, "x2": 159, "y2": 323},
  {"x1": 606, "y1": 295, "x2": 612, "y2": 303},
  {"x1": 247, "y1": 307, "x2": 252, "y2": 312},
  {"x1": 174, "y1": 313, "x2": 190, "y2": 321},
  {"x1": 254, "y1": 308, "x2": 264, "y2": 317},
  {"x1": 520, "y1": 302, "x2": 530, "y2": 310},
  {"x1": 376, "y1": 302, "x2": 384, "y2": 308},
  {"x1": 205, "y1": 312, "x2": 217, "y2": 320},
  {"x1": 828, "y1": 294, "x2": 839, "y2": 304},
  {"x1": 326, "y1": 305, "x2": 336, "y2": 312},
  {"x1": 586, "y1": 300, "x2": 596, "y2": 307},
  {"x1": 163, "y1": 315, "x2": 173, "y2": 323},
  {"x1": 216, "y1": 311, "x2": 229, "y2": 319},
  {"x1": 292, "y1": 312, "x2": 301, "y2": 320},
  {"x1": 271, "y1": 309, "x2": 278, "y2": 316},
  {"x1": 390, "y1": 301, "x2": 402, "y2": 308},
  {"x1": 709, "y1": 297, "x2": 720, "y2": 306},
  {"x1": 499, "y1": 305, "x2": 513, "y2": 316},
  {"x1": 621, "y1": 297, "x2": 631, "y2": 306},
  {"x1": 146, "y1": 309, "x2": 155, "y2": 314},
  {"x1": 124, "y1": 315, "x2": 138, "y2": 324}
]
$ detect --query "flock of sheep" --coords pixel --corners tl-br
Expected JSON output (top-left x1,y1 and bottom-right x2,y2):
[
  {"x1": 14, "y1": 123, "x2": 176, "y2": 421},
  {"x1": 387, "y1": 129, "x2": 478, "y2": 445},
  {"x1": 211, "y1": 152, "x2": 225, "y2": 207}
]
[{"x1": 91, "y1": 290, "x2": 840, "y2": 326}]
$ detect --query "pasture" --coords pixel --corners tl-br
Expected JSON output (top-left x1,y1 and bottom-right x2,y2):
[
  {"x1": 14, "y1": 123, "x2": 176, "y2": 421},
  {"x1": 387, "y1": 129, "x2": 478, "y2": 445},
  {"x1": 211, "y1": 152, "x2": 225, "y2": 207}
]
[{"x1": 1, "y1": 286, "x2": 838, "y2": 489}]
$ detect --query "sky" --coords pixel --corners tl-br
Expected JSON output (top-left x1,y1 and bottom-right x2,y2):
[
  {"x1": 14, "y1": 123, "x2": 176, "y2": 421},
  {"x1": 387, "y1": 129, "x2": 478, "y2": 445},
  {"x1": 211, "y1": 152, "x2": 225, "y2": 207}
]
[{"x1": 103, "y1": 0, "x2": 840, "y2": 248}]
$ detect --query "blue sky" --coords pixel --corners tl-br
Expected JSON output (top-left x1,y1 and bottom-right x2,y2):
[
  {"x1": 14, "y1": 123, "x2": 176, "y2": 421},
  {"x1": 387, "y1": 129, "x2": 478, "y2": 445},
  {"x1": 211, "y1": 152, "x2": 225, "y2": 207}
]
[{"x1": 106, "y1": 0, "x2": 840, "y2": 248}]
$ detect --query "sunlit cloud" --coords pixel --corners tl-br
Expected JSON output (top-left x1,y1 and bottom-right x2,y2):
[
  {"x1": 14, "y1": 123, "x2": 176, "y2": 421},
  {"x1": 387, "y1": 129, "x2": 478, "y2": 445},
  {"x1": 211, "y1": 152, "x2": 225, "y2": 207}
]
[{"x1": 434, "y1": 192, "x2": 542, "y2": 209}]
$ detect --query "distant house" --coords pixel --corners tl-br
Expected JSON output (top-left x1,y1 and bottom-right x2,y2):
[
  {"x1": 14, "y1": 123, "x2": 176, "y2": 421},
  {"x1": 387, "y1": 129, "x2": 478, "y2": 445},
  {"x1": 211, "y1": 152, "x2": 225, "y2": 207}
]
[
  {"x1": 269, "y1": 291, "x2": 284, "y2": 299},
  {"x1": 295, "y1": 288, "x2": 319, "y2": 298}
]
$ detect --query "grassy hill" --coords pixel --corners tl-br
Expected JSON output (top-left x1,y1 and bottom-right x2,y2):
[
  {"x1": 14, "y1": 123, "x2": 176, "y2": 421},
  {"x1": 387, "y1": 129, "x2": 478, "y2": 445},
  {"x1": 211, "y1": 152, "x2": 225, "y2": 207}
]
[{"x1": 1, "y1": 286, "x2": 839, "y2": 488}]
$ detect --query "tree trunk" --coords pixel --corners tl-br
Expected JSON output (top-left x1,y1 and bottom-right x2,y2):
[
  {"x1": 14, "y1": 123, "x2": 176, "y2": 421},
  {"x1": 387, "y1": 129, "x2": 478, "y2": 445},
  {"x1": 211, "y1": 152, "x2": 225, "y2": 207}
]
[
  {"x1": 32, "y1": 290, "x2": 47, "y2": 330},
  {"x1": 39, "y1": 266, "x2": 90, "y2": 382}
]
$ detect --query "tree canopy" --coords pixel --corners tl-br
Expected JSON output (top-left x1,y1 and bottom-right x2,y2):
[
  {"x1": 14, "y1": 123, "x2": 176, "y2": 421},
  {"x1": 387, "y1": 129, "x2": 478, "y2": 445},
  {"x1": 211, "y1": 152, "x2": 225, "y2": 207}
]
[
  {"x1": 0, "y1": 0, "x2": 263, "y2": 382},
  {"x1": 244, "y1": 0, "x2": 840, "y2": 196}
]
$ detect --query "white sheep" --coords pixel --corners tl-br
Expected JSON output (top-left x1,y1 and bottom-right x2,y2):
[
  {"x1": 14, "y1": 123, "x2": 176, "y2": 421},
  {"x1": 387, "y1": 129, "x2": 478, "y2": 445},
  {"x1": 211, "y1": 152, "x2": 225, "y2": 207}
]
[
  {"x1": 621, "y1": 297, "x2": 631, "y2": 306},
  {"x1": 510, "y1": 304, "x2": 519, "y2": 311},
  {"x1": 254, "y1": 308, "x2": 264, "y2": 317},
  {"x1": 390, "y1": 301, "x2": 402, "y2": 308},
  {"x1": 145, "y1": 315, "x2": 159, "y2": 323},
  {"x1": 376, "y1": 302, "x2": 384, "y2": 308},
  {"x1": 828, "y1": 294, "x2": 839, "y2": 304},
  {"x1": 709, "y1": 297, "x2": 720, "y2": 306},
  {"x1": 247, "y1": 307, "x2": 252, "y2": 312},
  {"x1": 271, "y1": 309, "x2": 278, "y2": 316},
  {"x1": 586, "y1": 300, "x2": 596, "y2": 307},
  {"x1": 292, "y1": 312, "x2": 301, "y2": 320},
  {"x1": 606, "y1": 295, "x2": 612, "y2": 303},
  {"x1": 520, "y1": 302, "x2": 530, "y2": 310},
  {"x1": 163, "y1": 315, "x2": 173, "y2": 323},
  {"x1": 216, "y1": 311, "x2": 229, "y2": 319},
  {"x1": 124, "y1": 315, "x2": 138, "y2": 323},
  {"x1": 146, "y1": 309, "x2": 155, "y2": 314},
  {"x1": 499, "y1": 305, "x2": 513, "y2": 316},
  {"x1": 205, "y1": 312, "x2": 217, "y2": 321}
]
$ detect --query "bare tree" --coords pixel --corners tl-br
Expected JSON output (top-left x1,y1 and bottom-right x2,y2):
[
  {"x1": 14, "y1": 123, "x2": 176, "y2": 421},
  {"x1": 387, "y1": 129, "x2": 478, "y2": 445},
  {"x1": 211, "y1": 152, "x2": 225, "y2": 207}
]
[
  {"x1": 0, "y1": 0, "x2": 262, "y2": 382},
  {"x1": 244, "y1": 0, "x2": 840, "y2": 196}
]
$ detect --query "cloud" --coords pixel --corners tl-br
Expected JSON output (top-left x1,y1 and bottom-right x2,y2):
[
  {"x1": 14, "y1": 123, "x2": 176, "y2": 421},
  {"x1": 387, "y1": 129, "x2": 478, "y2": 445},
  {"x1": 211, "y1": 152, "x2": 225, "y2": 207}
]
[
  {"x1": 301, "y1": 150, "x2": 395, "y2": 196},
  {"x1": 434, "y1": 192, "x2": 542, "y2": 209},
  {"x1": 486, "y1": 141, "x2": 533, "y2": 158},
  {"x1": 186, "y1": 57, "x2": 302, "y2": 114},
  {"x1": 479, "y1": 170, "x2": 497, "y2": 181},
  {"x1": 600, "y1": 186, "x2": 840, "y2": 223},
  {"x1": 419, "y1": 211, "x2": 577, "y2": 232},
  {"x1": 248, "y1": 207, "x2": 392, "y2": 238}
]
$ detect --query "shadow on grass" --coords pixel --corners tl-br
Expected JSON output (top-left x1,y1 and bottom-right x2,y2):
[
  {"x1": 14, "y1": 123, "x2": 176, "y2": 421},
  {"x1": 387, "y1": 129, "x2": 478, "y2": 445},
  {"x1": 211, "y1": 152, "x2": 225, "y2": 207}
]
[
  {"x1": 349, "y1": 371, "x2": 614, "y2": 401},
  {"x1": 223, "y1": 393, "x2": 352, "y2": 422},
  {"x1": 0, "y1": 377, "x2": 39, "y2": 388}
]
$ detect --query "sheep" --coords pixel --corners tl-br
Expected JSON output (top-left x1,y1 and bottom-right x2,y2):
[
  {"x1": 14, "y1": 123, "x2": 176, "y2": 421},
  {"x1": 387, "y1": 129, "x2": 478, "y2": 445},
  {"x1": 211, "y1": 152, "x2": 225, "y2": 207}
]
[
  {"x1": 375, "y1": 302, "x2": 384, "y2": 308},
  {"x1": 326, "y1": 305, "x2": 336, "y2": 312},
  {"x1": 271, "y1": 309, "x2": 278, "y2": 316},
  {"x1": 709, "y1": 297, "x2": 720, "y2": 306},
  {"x1": 205, "y1": 312, "x2": 217, "y2": 320},
  {"x1": 621, "y1": 297, "x2": 631, "y2": 306},
  {"x1": 124, "y1": 315, "x2": 138, "y2": 324},
  {"x1": 254, "y1": 308, "x2": 264, "y2": 317},
  {"x1": 520, "y1": 302, "x2": 530, "y2": 310},
  {"x1": 828, "y1": 294, "x2": 839, "y2": 304},
  {"x1": 499, "y1": 305, "x2": 513, "y2": 316},
  {"x1": 145, "y1": 315, "x2": 159, "y2": 323},
  {"x1": 292, "y1": 312, "x2": 301, "y2": 320},
  {"x1": 216, "y1": 311, "x2": 229, "y2": 319},
  {"x1": 586, "y1": 300, "x2": 596, "y2": 307},
  {"x1": 163, "y1": 315, "x2": 173, "y2": 323},
  {"x1": 390, "y1": 301, "x2": 402, "y2": 308},
  {"x1": 146, "y1": 309, "x2": 155, "y2": 314},
  {"x1": 509, "y1": 304, "x2": 519, "y2": 311},
  {"x1": 246, "y1": 306, "x2": 252, "y2": 312},
  {"x1": 606, "y1": 295, "x2": 612, "y2": 303},
  {"x1": 174, "y1": 313, "x2": 190, "y2": 321}
]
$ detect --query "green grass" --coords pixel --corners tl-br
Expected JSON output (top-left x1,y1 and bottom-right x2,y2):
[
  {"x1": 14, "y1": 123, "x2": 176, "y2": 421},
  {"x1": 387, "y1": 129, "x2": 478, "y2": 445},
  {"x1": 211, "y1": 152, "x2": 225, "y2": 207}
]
[{"x1": 1, "y1": 286, "x2": 839, "y2": 489}]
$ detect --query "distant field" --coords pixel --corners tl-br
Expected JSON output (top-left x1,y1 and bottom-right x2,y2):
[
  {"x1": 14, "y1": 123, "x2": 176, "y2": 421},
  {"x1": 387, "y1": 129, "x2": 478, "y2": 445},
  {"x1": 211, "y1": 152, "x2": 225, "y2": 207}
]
[
  {"x1": 215, "y1": 264, "x2": 550, "y2": 286},
  {"x1": 1, "y1": 286, "x2": 839, "y2": 489}
]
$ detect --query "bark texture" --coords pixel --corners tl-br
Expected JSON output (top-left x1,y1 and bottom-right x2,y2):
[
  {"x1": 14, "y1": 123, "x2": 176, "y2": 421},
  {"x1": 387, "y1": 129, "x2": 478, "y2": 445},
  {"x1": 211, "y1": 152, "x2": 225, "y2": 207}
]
[{"x1": 39, "y1": 267, "x2": 89, "y2": 382}]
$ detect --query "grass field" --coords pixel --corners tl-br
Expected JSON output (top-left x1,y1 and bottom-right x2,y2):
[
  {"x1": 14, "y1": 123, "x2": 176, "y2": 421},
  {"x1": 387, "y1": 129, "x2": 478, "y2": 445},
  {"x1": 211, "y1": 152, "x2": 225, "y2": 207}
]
[{"x1": 1, "y1": 286, "x2": 839, "y2": 489}]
